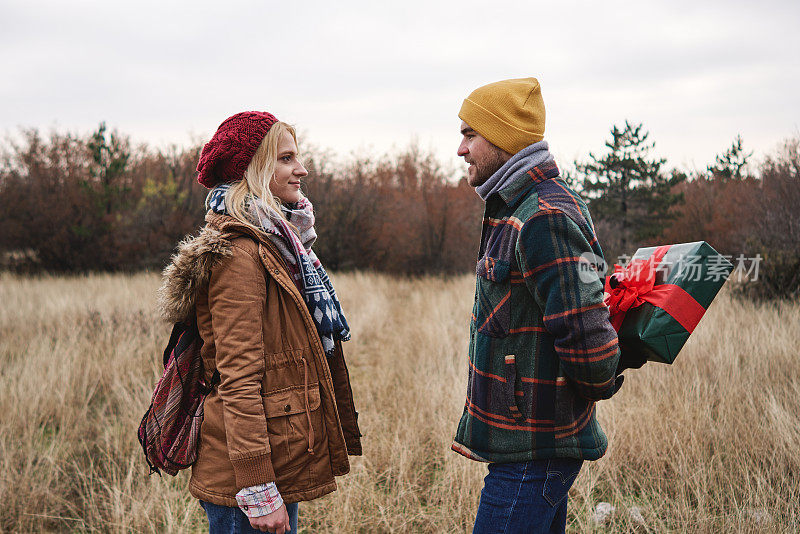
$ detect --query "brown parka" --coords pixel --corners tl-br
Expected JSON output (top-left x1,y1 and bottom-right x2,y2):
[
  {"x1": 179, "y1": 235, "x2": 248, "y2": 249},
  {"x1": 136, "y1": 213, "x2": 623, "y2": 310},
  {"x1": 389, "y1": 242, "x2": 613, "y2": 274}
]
[{"x1": 158, "y1": 212, "x2": 362, "y2": 506}]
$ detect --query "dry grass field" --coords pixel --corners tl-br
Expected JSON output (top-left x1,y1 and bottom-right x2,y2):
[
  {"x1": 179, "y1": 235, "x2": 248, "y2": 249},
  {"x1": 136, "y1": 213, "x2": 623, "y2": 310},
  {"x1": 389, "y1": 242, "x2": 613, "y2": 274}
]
[{"x1": 0, "y1": 272, "x2": 798, "y2": 533}]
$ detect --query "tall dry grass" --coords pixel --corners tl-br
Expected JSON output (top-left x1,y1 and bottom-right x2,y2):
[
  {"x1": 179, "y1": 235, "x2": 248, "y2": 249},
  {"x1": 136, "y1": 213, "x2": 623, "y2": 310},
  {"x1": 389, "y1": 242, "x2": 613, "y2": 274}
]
[{"x1": 0, "y1": 272, "x2": 798, "y2": 533}]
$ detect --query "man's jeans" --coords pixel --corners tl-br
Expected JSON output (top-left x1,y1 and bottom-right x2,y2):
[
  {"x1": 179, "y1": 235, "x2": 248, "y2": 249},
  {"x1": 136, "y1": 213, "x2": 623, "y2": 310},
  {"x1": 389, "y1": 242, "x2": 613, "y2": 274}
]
[
  {"x1": 472, "y1": 458, "x2": 583, "y2": 534},
  {"x1": 200, "y1": 500, "x2": 299, "y2": 534}
]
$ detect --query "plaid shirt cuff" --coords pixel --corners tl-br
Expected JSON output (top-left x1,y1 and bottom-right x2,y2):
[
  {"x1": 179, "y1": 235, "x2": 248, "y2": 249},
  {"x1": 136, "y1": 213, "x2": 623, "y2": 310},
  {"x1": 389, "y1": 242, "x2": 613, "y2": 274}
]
[{"x1": 235, "y1": 482, "x2": 283, "y2": 518}]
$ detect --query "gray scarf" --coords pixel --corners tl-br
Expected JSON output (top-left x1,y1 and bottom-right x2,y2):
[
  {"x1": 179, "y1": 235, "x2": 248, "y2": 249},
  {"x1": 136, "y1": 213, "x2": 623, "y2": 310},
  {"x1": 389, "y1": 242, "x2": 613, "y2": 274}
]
[{"x1": 476, "y1": 140, "x2": 554, "y2": 201}]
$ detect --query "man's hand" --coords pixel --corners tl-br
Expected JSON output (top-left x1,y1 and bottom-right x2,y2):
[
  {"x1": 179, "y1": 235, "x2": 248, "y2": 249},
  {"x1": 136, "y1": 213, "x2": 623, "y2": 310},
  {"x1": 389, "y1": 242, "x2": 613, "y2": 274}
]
[
  {"x1": 601, "y1": 374, "x2": 625, "y2": 399},
  {"x1": 616, "y1": 348, "x2": 647, "y2": 374},
  {"x1": 248, "y1": 504, "x2": 291, "y2": 533}
]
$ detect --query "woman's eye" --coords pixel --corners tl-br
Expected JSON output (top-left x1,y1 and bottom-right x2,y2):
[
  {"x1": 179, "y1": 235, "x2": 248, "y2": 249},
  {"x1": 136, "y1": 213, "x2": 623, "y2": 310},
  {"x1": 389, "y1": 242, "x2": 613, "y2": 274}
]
[{"x1": 281, "y1": 155, "x2": 292, "y2": 162}]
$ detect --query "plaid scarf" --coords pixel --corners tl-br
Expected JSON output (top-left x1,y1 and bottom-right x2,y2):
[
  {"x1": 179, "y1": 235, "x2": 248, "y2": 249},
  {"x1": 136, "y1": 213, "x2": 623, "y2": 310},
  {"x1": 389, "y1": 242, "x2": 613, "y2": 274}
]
[{"x1": 207, "y1": 184, "x2": 350, "y2": 356}]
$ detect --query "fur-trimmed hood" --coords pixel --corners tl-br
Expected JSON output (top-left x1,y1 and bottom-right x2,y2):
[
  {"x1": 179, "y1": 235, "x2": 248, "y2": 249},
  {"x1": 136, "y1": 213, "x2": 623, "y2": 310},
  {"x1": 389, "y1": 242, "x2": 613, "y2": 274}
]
[
  {"x1": 157, "y1": 223, "x2": 234, "y2": 324},
  {"x1": 158, "y1": 212, "x2": 277, "y2": 323},
  {"x1": 158, "y1": 212, "x2": 297, "y2": 324}
]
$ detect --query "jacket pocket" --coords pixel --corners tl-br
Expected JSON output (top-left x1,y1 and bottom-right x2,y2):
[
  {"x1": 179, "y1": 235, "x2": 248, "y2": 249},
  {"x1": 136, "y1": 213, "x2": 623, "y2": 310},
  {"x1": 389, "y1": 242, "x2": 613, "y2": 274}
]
[
  {"x1": 502, "y1": 354, "x2": 525, "y2": 423},
  {"x1": 262, "y1": 378, "x2": 323, "y2": 471},
  {"x1": 263, "y1": 384, "x2": 321, "y2": 417},
  {"x1": 475, "y1": 256, "x2": 511, "y2": 338}
]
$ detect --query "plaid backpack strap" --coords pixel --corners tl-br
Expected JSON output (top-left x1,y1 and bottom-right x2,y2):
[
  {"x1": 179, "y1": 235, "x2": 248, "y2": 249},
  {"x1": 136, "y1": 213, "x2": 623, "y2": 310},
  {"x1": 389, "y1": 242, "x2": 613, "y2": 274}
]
[
  {"x1": 162, "y1": 322, "x2": 187, "y2": 367},
  {"x1": 201, "y1": 369, "x2": 221, "y2": 395}
]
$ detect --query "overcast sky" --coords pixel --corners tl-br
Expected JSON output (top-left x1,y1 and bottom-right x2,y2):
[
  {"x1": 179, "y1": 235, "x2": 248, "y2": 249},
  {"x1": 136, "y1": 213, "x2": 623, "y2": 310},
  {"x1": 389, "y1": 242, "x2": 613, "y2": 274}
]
[{"x1": 2, "y1": 0, "x2": 798, "y2": 174}]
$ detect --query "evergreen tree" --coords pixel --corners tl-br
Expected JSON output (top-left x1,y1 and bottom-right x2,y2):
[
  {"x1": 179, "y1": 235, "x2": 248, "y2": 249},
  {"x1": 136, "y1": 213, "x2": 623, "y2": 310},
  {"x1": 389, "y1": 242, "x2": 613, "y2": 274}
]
[
  {"x1": 576, "y1": 121, "x2": 684, "y2": 252},
  {"x1": 708, "y1": 134, "x2": 752, "y2": 180},
  {"x1": 86, "y1": 122, "x2": 131, "y2": 215},
  {"x1": 76, "y1": 122, "x2": 132, "y2": 269}
]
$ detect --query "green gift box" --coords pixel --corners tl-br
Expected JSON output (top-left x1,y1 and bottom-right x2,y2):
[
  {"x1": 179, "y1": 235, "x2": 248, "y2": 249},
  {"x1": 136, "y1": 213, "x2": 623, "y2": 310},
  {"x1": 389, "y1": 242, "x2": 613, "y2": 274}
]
[{"x1": 604, "y1": 241, "x2": 733, "y2": 364}]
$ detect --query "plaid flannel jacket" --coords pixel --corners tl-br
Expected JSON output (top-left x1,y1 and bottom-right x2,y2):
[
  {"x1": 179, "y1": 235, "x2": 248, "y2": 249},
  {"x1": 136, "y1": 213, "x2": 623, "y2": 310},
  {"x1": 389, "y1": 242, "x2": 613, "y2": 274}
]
[{"x1": 452, "y1": 160, "x2": 621, "y2": 463}]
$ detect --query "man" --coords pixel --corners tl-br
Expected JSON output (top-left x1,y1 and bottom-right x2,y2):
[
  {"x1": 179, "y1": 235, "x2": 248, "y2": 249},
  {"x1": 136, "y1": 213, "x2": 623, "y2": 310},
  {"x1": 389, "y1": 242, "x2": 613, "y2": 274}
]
[{"x1": 452, "y1": 77, "x2": 639, "y2": 533}]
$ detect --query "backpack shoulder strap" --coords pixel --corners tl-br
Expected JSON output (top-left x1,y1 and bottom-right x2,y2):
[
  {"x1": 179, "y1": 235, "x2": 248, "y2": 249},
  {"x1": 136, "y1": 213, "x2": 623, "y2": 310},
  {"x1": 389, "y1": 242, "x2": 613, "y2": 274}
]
[{"x1": 162, "y1": 322, "x2": 186, "y2": 368}]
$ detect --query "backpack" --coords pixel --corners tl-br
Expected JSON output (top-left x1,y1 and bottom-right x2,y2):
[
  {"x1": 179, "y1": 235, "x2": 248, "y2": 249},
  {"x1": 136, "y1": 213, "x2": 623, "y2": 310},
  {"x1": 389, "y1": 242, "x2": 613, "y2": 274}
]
[{"x1": 138, "y1": 320, "x2": 220, "y2": 476}]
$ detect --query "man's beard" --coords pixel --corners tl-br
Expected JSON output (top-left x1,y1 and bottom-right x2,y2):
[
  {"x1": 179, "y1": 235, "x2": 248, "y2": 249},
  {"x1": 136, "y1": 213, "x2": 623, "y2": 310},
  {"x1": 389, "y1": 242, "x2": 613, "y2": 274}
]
[{"x1": 469, "y1": 148, "x2": 508, "y2": 187}]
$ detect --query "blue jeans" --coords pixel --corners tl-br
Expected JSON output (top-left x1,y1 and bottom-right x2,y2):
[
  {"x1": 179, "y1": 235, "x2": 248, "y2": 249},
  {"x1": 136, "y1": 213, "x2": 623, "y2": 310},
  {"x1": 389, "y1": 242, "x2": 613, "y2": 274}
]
[
  {"x1": 200, "y1": 500, "x2": 299, "y2": 534},
  {"x1": 472, "y1": 458, "x2": 583, "y2": 534}
]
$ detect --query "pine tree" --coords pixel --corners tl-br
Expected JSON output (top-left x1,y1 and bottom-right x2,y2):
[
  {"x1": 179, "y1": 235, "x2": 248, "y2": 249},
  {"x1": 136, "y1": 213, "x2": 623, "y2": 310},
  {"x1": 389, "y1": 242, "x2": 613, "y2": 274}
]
[
  {"x1": 577, "y1": 121, "x2": 684, "y2": 253},
  {"x1": 708, "y1": 134, "x2": 752, "y2": 181},
  {"x1": 86, "y1": 122, "x2": 131, "y2": 215}
]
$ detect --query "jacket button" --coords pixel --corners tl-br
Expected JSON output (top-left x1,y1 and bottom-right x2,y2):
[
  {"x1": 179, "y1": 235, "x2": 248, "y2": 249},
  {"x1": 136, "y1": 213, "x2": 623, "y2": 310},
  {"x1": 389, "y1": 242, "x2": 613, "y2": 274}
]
[{"x1": 284, "y1": 404, "x2": 291, "y2": 412}]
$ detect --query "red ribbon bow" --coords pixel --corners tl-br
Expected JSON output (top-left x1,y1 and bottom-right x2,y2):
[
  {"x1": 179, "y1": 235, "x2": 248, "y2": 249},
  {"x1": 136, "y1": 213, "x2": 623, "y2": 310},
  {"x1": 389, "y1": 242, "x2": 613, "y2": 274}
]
[{"x1": 604, "y1": 245, "x2": 706, "y2": 333}]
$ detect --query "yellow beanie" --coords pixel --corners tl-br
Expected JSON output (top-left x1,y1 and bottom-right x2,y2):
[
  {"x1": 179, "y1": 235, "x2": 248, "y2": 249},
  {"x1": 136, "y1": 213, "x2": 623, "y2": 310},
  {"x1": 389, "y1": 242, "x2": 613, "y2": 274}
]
[{"x1": 458, "y1": 77, "x2": 545, "y2": 155}]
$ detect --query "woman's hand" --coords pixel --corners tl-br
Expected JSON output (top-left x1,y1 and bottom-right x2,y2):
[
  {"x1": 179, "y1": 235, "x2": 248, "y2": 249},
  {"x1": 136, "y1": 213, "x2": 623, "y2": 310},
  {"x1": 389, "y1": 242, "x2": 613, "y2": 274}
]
[{"x1": 248, "y1": 504, "x2": 291, "y2": 533}]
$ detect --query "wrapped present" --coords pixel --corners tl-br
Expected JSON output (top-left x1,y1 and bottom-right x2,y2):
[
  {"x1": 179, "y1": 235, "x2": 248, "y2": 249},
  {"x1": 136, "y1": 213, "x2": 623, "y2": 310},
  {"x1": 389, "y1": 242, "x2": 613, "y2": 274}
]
[{"x1": 604, "y1": 241, "x2": 733, "y2": 364}]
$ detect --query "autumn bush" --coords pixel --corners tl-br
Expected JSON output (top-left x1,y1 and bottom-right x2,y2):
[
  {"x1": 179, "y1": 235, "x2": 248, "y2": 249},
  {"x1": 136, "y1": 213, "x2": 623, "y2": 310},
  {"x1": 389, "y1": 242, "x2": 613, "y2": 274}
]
[
  {"x1": 0, "y1": 125, "x2": 481, "y2": 275},
  {"x1": 0, "y1": 125, "x2": 206, "y2": 272},
  {"x1": 0, "y1": 123, "x2": 797, "y2": 298},
  {"x1": 303, "y1": 145, "x2": 481, "y2": 274}
]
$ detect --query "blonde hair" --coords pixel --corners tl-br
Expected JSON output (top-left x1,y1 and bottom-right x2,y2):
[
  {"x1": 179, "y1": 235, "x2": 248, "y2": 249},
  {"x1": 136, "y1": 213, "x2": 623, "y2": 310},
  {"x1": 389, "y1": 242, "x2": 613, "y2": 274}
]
[{"x1": 225, "y1": 121, "x2": 299, "y2": 230}]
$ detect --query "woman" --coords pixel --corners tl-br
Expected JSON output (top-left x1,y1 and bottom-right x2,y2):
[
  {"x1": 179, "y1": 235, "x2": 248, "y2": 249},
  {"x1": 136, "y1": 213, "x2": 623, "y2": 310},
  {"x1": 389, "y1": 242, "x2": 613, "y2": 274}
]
[{"x1": 158, "y1": 111, "x2": 362, "y2": 533}]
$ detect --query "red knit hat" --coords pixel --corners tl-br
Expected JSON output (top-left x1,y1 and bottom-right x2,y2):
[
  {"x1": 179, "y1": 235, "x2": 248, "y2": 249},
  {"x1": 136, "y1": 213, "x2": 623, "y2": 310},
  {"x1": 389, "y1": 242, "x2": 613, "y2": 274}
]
[{"x1": 196, "y1": 111, "x2": 278, "y2": 188}]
